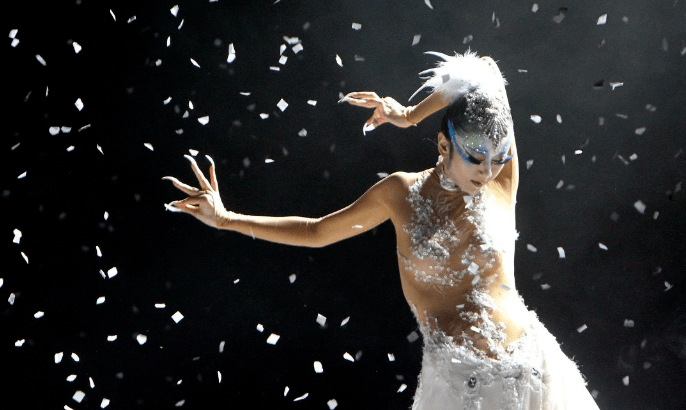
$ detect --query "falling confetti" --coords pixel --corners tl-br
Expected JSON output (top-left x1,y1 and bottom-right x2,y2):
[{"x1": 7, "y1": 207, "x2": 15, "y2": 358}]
[
  {"x1": 527, "y1": 244, "x2": 537, "y2": 252},
  {"x1": 227, "y1": 43, "x2": 236, "y2": 63},
  {"x1": 577, "y1": 324, "x2": 588, "y2": 333},
  {"x1": 424, "y1": 0, "x2": 433, "y2": 9},
  {"x1": 557, "y1": 247, "x2": 566, "y2": 258},
  {"x1": 136, "y1": 334, "x2": 147, "y2": 345},
  {"x1": 633, "y1": 200, "x2": 646, "y2": 214},
  {"x1": 198, "y1": 116, "x2": 210, "y2": 125},
  {"x1": 341, "y1": 316, "x2": 350, "y2": 326},
  {"x1": 351, "y1": 22, "x2": 361, "y2": 30},
  {"x1": 316, "y1": 314, "x2": 327, "y2": 326},
  {"x1": 313, "y1": 361, "x2": 323, "y2": 373},
  {"x1": 266, "y1": 333, "x2": 280, "y2": 345},
  {"x1": 398, "y1": 384, "x2": 408, "y2": 392},
  {"x1": 597, "y1": 14, "x2": 607, "y2": 25},
  {"x1": 343, "y1": 352, "x2": 354, "y2": 362},
  {"x1": 335, "y1": 54, "x2": 343, "y2": 67},
  {"x1": 277, "y1": 99, "x2": 288, "y2": 112},
  {"x1": 13, "y1": 229, "x2": 22, "y2": 244},
  {"x1": 530, "y1": 115, "x2": 541, "y2": 123},
  {"x1": 172, "y1": 311, "x2": 184, "y2": 323},
  {"x1": 55, "y1": 352, "x2": 64, "y2": 363},
  {"x1": 412, "y1": 34, "x2": 421, "y2": 46},
  {"x1": 73, "y1": 391, "x2": 86, "y2": 403},
  {"x1": 293, "y1": 393, "x2": 308, "y2": 401}
]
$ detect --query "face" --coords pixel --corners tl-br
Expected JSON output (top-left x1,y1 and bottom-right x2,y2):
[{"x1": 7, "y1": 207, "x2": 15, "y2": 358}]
[{"x1": 438, "y1": 122, "x2": 513, "y2": 194}]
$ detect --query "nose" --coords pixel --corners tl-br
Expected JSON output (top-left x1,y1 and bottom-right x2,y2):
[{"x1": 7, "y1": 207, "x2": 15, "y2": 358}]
[{"x1": 479, "y1": 162, "x2": 492, "y2": 179}]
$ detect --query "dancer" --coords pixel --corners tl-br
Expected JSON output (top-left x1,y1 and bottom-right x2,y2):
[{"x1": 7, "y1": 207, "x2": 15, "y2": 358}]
[{"x1": 164, "y1": 51, "x2": 600, "y2": 409}]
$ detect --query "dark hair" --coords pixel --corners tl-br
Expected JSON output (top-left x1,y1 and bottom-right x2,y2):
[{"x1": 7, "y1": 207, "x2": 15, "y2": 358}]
[{"x1": 440, "y1": 94, "x2": 482, "y2": 159}]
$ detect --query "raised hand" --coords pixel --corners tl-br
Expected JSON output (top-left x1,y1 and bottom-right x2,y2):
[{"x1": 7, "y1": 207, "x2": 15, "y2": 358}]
[
  {"x1": 163, "y1": 154, "x2": 229, "y2": 229},
  {"x1": 339, "y1": 91, "x2": 416, "y2": 133}
]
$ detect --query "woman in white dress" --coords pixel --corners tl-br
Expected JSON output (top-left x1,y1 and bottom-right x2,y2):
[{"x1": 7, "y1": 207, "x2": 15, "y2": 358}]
[{"x1": 164, "y1": 50, "x2": 600, "y2": 410}]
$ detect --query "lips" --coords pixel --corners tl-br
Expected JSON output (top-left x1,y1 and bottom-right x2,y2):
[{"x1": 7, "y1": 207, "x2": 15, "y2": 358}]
[{"x1": 471, "y1": 180, "x2": 483, "y2": 187}]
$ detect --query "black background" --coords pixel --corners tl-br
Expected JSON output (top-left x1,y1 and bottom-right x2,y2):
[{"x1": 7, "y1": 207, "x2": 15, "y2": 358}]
[{"x1": 3, "y1": 0, "x2": 686, "y2": 409}]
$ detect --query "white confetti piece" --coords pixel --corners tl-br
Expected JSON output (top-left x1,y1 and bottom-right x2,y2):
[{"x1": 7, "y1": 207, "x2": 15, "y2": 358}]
[
  {"x1": 155, "y1": 303, "x2": 166, "y2": 308},
  {"x1": 49, "y1": 126, "x2": 60, "y2": 135},
  {"x1": 259, "y1": 113, "x2": 269, "y2": 119},
  {"x1": 343, "y1": 352, "x2": 354, "y2": 362},
  {"x1": 144, "y1": 143, "x2": 154, "y2": 151},
  {"x1": 279, "y1": 55, "x2": 288, "y2": 65},
  {"x1": 500, "y1": 284, "x2": 511, "y2": 291},
  {"x1": 598, "y1": 243, "x2": 608, "y2": 251},
  {"x1": 167, "y1": 36, "x2": 171, "y2": 47},
  {"x1": 101, "y1": 398, "x2": 110, "y2": 408},
  {"x1": 293, "y1": 393, "x2": 308, "y2": 401},
  {"x1": 341, "y1": 316, "x2": 350, "y2": 326},
  {"x1": 525, "y1": 159, "x2": 534, "y2": 169},
  {"x1": 541, "y1": 283, "x2": 551, "y2": 290},
  {"x1": 351, "y1": 22, "x2": 361, "y2": 30},
  {"x1": 526, "y1": 244, "x2": 537, "y2": 252},
  {"x1": 21, "y1": 252, "x2": 28, "y2": 263},
  {"x1": 15, "y1": 339, "x2": 25, "y2": 347},
  {"x1": 277, "y1": 99, "x2": 288, "y2": 112},
  {"x1": 327, "y1": 399, "x2": 338, "y2": 409},
  {"x1": 664, "y1": 281, "x2": 673, "y2": 291},
  {"x1": 622, "y1": 376, "x2": 629, "y2": 386},
  {"x1": 75, "y1": 98, "x2": 84, "y2": 111},
  {"x1": 412, "y1": 34, "x2": 421, "y2": 46},
  {"x1": 190, "y1": 58, "x2": 200, "y2": 68},
  {"x1": 227, "y1": 43, "x2": 236, "y2": 63},
  {"x1": 553, "y1": 12, "x2": 565, "y2": 23},
  {"x1": 292, "y1": 43, "x2": 303, "y2": 54},
  {"x1": 233, "y1": 278, "x2": 240, "y2": 284},
  {"x1": 198, "y1": 116, "x2": 210, "y2": 125},
  {"x1": 424, "y1": 0, "x2": 433, "y2": 9},
  {"x1": 556, "y1": 180, "x2": 564, "y2": 189},
  {"x1": 597, "y1": 14, "x2": 607, "y2": 25},
  {"x1": 0, "y1": 278, "x2": 3, "y2": 289},
  {"x1": 653, "y1": 211, "x2": 659, "y2": 220},
  {"x1": 175, "y1": 400, "x2": 185, "y2": 407},
  {"x1": 170, "y1": 5, "x2": 179, "y2": 16},
  {"x1": 136, "y1": 334, "x2": 147, "y2": 345},
  {"x1": 532, "y1": 3, "x2": 539, "y2": 12},
  {"x1": 557, "y1": 247, "x2": 566, "y2": 258},
  {"x1": 9, "y1": 293, "x2": 16, "y2": 304},
  {"x1": 89, "y1": 377, "x2": 95, "y2": 388},
  {"x1": 288, "y1": 274, "x2": 296, "y2": 283},
  {"x1": 13, "y1": 229, "x2": 22, "y2": 244},
  {"x1": 623, "y1": 319, "x2": 635, "y2": 327},
  {"x1": 107, "y1": 335, "x2": 117, "y2": 341},
  {"x1": 270, "y1": 66, "x2": 280, "y2": 71},
  {"x1": 335, "y1": 54, "x2": 343, "y2": 67},
  {"x1": 316, "y1": 314, "x2": 327, "y2": 326},
  {"x1": 635, "y1": 127, "x2": 646, "y2": 135},
  {"x1": 71, "y1": 353, "x2": 80, "y2": 362},
  {"x1": 407, "y1": 330, "x2": 419, "y2": 342},
  {"x1": 314, "y1": 361, "x2": 323, "y2": 373},
  {"x1": 284, "y1": 386, "x2": 289, "y2": 397},
  {"x1": 55, "y1": 352, "x2": 64, "y2": 363},
  {"x1": 66, "y1": 146, "x2": 75, "y2": 152},
  {"x1": 107, "y1": 267, "x2": 118, "y2": 278},
  {"x1": 109, "y1": 9, "x2": 116, "y2": 20},
  {"x1": 471, "y1": 275, "x2": 481, "y2": 285},
  {"x1": 388, "y1": 353, "x2": 395, "y2": 362},
  {"x1": 95, "y1": 246, "x2": 102, "y2": 257},
  {"x1": 577, "y1": 324, "x2": 588, "y2": 333},
  {"x1": 188, "y1": 149, "x2": 199, "y2": 157},
  {"x1": 219, "y1": 340, "x2": 225, "y2": 353},
  {"x1": 172, "y1": 311, "x2": 184, "y2": 323},
  {"x1": 264, "y1": 158, "x2": 274, "y2": 164},
  {"x1": 9, "y1": 29, "x2": 18, "y2": 38},
  {"x1": 610, "y1": 82, "x2": 623, "y2": 90},
  {"x1": 36, "y1": 54, "x2": 47, "y2": 66},
  {"x1": 72, "y1": 42, "x2": 82, "y2": 53},
  {"x1": 73, "y1": 390, "x2": 85, "y2": 403},
  {"x1": 163, "y1": 96, "x2": 172, "y2": 105},
  {"x1": 398, "y1": 384, "x2": 407, "y2": 392},
  {"x1": 11, "y1": 38, "x2": 19, "y2": 47},
  {"x1": 96, "y1": 297, "x2": 105, "y2": 305},
  {"x1": 266, "y1": 333, "x2": 280, "y2": 345},
  {"x1": 575, "y1": 150, "x2": 582, "y2": 155},
  {"x1": 18, "y1": 171, "x2": 27, "y2": 179},
  {"x1": 634, "y1": 200, "x2": 646, "y2": 214},
  {"x1": 218, "y1": 371, "x2": 222, "y2": 383},
  {"x1": 298, "y1": 129, "x2": 307, "y2": 137},
  {"x1": 66, "y1": 374, "x2": 76, "y2": 381},
  {"x1": 104, "y1": 211, "x2": 109, "y2": 221},
  {"x1": 561, "y1": 155, "x2": 566, "y2": 164}
]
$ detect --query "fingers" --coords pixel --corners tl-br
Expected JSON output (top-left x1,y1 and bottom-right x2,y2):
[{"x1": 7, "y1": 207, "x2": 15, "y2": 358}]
[
  {"x1": 205, "y1": 155, "x2": 218, "y2": 191},
  {"x1": 162, "y1": 176, "x2": 202, "y2": 196},
  {"x1": 185, "y1": 155, "x2": 211, "y2": 190},
  {"x1": 339, "y1": 91, "x2": 382, "y2": 108},
  {"x1": 168, "y1": 197, "x2": 202, "y2": 214}
]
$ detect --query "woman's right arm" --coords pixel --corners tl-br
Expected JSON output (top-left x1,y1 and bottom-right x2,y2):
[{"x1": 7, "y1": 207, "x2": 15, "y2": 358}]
[{"x1": 165, "y1": 155, "x2": 407, "y2": 248}]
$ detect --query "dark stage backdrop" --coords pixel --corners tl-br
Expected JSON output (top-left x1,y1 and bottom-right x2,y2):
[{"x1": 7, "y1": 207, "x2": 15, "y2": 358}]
[{"x1": 3, "y1": 0, "x2": 685, "y2": 409}]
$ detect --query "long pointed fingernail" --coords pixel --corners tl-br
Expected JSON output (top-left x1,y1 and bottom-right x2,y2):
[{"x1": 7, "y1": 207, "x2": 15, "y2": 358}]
[
  {"x1": 184, "y1": 154, "x2": 195, "y2": 162},
  {"x1": 362, "y1": 123, "x2": 375, "y2": 135},
  {"x1": 338, "y1": 97, "x2": 348, "y2": 104},
  {"x1": 205, "y1": 155, "x2": 215, "y2": 166},
  {"x1": 162, "y1": 176, "x2": 175, "y2": 181},
  {"x1": 164, "y1": 203, "x2": 182, "y2": 213}
]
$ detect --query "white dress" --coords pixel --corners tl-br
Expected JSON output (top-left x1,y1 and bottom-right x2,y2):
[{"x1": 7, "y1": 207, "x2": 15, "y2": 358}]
[{"x1": 398, "y1": 173, "x2": 600, "y2": 410}]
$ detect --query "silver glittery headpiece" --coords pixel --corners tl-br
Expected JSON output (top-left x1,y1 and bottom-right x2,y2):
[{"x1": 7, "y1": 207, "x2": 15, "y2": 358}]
[{"x1": 409, "y1": 50, "x2": 512, "y2": 148}]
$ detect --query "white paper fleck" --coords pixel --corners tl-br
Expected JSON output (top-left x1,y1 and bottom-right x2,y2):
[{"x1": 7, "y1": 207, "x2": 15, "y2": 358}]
[
  {"x1": 266, "y1": 333, "x2": 280, "y2": 345},
  {"x1": 73, "y1": 42, "x2": 82, "y2": 53},
  {"x1": 75, "y1": 98, "x2": 84, "y2": 111},
  {"x1": 73, "y1": 390, "x2": 86, "y2": 403},
  {"x1": 107, "y1": 267, "x2": 118, "y2": 278},
  {"x1": 175, "y1": 400, "x2": 185, "y2": 407},
  {"x1": 335, "y1": 54, "x2": 343, "y2": 67},
  {"x1": 634, "y1": 200, "x2": 646, "y2": 214},
  {"x1": 526, "y1": 244, "x2": 537, "y2": 252},
  {"x1": 556, "y1": 180, "x2": 564, "y2": 189},
  {"x1": 21, "y1": 252, "x2": 29, "y2": 263},
  {"x1": 532, "y1": 4, "x2": 539, "y2": 12},
  {"x1": 264, "y1": 158, "x2": 274, "y2": 164},
  {"x1": 256, "y1": 323, "x2": 264, "y2": 332},
  {"x1": 227, "y1": 43, "x2": 236, "y2": 63},
  {"x1": 664, "y1": 281, "x2": 673, "y2": 291},
  {"x1": 598, "y1": 243, "x2": 608, "y2": 251},
  {"x1": 424, "y1": 0, "x2": 433, "y2": 9},
  {"x1": 55, "y1": 352, "x2": 64, "y2": 363},
  {"x1": 327, "y1": 399, "x2": 338, "y2": 409},
  {"x1": 89, "y1": 377, "x2": 95, "y2": 388},
  {"x1": 71, "y1": 353, "x2": 80, "y2": 362},
  {"x1": 107, "y1": 335, "x2": 117, "y2": 341},
  {"x1": 13, "y1": 229, "x2": 22, "y2": 244},
  {"x1": 155, "y1": 303, "x2": 166, "y2": 308},
  {"x1": 412, "y1": 34, "x2": 421, "y2": 46},
  {"x1": 197, "y1": 116, "x2": 210, "y2": 126},
  {"x1": 15, "y1": 339, "x2": 25, "y2": 347},
  {"x1": 298, "y1": 129, "x2": 307, "y2": 137},
  {"x1": 278, "y1": 55, "x2": 288, "y2": 65},
  {"x1": 170, "y1": 5, "x2": 179, "y2": 16},
  {"x1": 144, "y1": 143, "x2": 154, "y2": 151},
  {"x1": 277, "y1": 99, "x2": 288, "y2": 112},
  {"x1": 96, "y1": 296, "x2": 105, "y2": 305},
  {"x1": 387, "y1": 353, "x2": 395, "y2": 362},
  {"x1": 622, "y1": 376, "x2": 629, "y2": 386},
  {"x1": 314, "y1": 361, "x2": 323, "y2": 373},
  {"x1": 172, "y1": 311, "x2": 184, "y2": 323},
  {"x1": 219, "y1": 340, "x2": 225, "y2": 353},
  {"x1": 36, "y1": 54, "x2": 47, "y2": 66},
  {"x1": 259, "y1": 113, "x2": 269, "y2": 119},
  {"x1": 398, "y1": 383, "x2": 407, "y2": 392},
  {"x1": 623, "y1": 319, "x2": 635, "y2": 328},
  {"x1": 8, "y1": 293, "x2": 16, "y2": 304},
  {"x1": 316, "y1": 314, "x2": 327, "y2": 326},
  {"x1": 610, "y1": 82, "x2": 623, "y2": 90},
  {"x1": 597, "y1": 14, "x2": 607, "y2": 25},
  {"x1": 17, "y1": 171, "x2": 27, "y2": 179},
  {"x1": 288, "y1": 274, "x2": 296, "y2": 283},
  {"x1": 306, "y1": 100, "x2": 317, "y2": 106},
  {"x1": 577, "y1": 324, "x2": 588, "y2": 333},
  {"x1": 217, "y1": 371, "x2": 222, "y2": 383},
  {"x1": 557, "y1": 247, "x2": 566, "y2": 258},
  {"x1": 635, "y1": 127, "x2": 646, "y2": 135},
  {"x1": 541, "y1": 283, "x2": 551, "y2": 290},
  {"x1": 136, "y1": 334, "x2": 147, "y2": 345},
  {"x1": 363, "y1": 123, "x2": 375, "y2": 135},
  {"x1": 343, "y1": 352, "x2": 354, "y2": 362},
  {"x1": 101, "y1": 398, "x2": 110, "y2": 408},
  {"x1": 341, "y1": 316, "x2": 350, "y2": 326},
  {"x1": 293, "y1": 393, "x2": 308, "y2": 401},
  {"x1": 351, "y1": 22, "x2": 362, "y2": 30},
  {"x1": 284, "y1": 386, "x2": 289, "y2": 397},
  {"x1": 66, "y1": 374, "x2": 76, "y2": 381},
  {"x1": 292, "y1": 43, "x2": 303, "y2": 54}
]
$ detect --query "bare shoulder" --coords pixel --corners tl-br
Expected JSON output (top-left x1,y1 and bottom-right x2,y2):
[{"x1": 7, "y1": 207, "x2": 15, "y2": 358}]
[{"x1": 372, "y1": 171, "x2": 423, "y2": 206}]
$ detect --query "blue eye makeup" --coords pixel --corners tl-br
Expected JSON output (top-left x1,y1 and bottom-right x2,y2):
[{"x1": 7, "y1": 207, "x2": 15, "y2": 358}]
[{"x1": 448, "y1": 120, "x2": 512, "y2": 166}]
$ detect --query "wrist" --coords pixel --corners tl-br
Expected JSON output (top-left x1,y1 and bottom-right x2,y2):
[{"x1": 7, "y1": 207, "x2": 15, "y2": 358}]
[
  {"x1": 404, "y1": 105, "x2": 418, "y2": 126},
  {"x1": 216, "y1": 210, "x2": 237, "y2": 230}
]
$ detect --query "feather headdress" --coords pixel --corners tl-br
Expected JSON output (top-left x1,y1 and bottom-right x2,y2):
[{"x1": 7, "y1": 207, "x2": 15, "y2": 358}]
[{"x1": 409, "y1": 50, "x2": 512, "y2": 148}]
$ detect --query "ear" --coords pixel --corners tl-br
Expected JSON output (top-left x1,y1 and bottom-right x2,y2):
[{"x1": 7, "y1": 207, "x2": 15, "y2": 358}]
[{"x1": 437, "y1": 132, "x2": 451, "y2": 157}]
